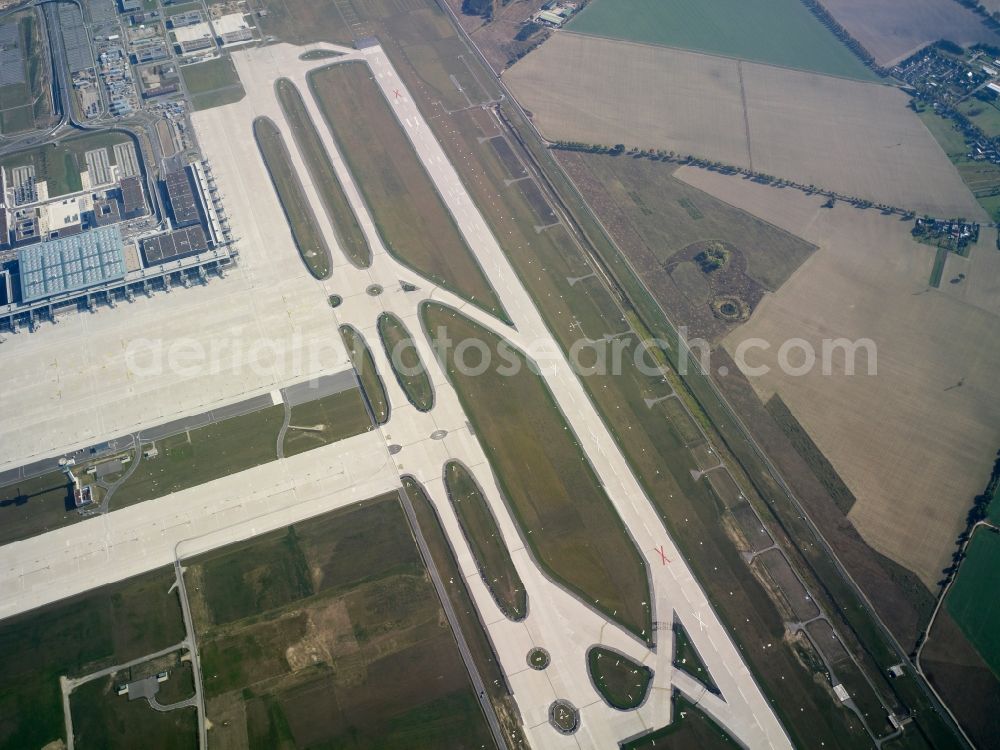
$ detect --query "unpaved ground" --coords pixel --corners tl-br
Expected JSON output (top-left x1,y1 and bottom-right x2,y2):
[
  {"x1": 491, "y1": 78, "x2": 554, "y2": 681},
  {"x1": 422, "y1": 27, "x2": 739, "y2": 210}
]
[
  {"x1": 677, "y1": 166, "x2": 1000, "y2": 586},
  {"x1": 505, "y1": 32, "x2": 985, "y2": 218},
  {"x1": 819, "y1": 0, "x2": 1000, "y2": 66},
  {"x1": 442, "y1": 0, "x2": 550, "y2": 72}
]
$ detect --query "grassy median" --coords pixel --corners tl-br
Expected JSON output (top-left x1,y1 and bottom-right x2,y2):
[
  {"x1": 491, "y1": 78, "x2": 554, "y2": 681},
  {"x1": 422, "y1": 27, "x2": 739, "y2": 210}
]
[
  {"x1": 309, "y1": 61, "x2": 509, "y2": 323},
  {"x1": 377, "y1": 312, "x2": 434, "y2": 412},
  {"x1": 587, "y1": 646, "x2": 652, "y2": 711},
  {"x1": 275, "y1": 78, "x2": 372, "y2": 268},
  {"x1": 339, "y1": 325, "x2": 389, "y2": 425},
  {"x1": 253, "y1": 116, "x2": 332, "y2": 280},
  {"x1": 443, "y1": 460, "x2": 526, "y2": 621},
  {"x1": 423, "y1": 302, "x2": 652, "y2": 641}
]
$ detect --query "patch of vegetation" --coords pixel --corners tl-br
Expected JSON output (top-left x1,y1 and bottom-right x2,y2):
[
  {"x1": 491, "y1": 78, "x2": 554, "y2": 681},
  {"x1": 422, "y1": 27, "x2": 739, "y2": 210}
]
[
  {"x1": 254, "y1": 116, "x2": 332, "y2": 279},
  {"x1": 0, "y1": 469, "x2": 73, "y2": 546},
  {"x1": 377, "y1": 312, "x2": 434, "y2": 411},
  {"x1": 672, "y1": 620, "x2": 720, "y2": 694},
  {"x1": 299, "y1": 49, "x2": 342, "y2": 60},
  {"x1": 423, "y1": 303, "x2": 652, "y2": 641},
  {"x1": 253, "y1": 0, "x2": 355, "y2": 46},
  {"x1": 199, "y1": 527, "x2": 315, "y2": 626},
  {"x1": 339, "y1": 325, "x2": 389, "y2": 425},
  {"x1": 113, "y1": 406, "x2": 284, "y2": 507},
  {"x1": 587, "y1": 646, "x2": 652, "y2": 710},
  {"x1": 0, "y1": 131, "x2": 132, "y2": 196},
  {"x1": 310, "y1": 62, "x2": 509, "y2": 323},
  {"x1": 0, "y1": 567, "x2": 184, "y2": 749},
  {"x1": 566, "y1": 0, "x2": 879, "y2": 81},
  {"x1": 765, "y1": 394, "x2": 857, "y2": 515},
  {"x1": 328, "y1": 293, "x2": 342, "y2": 307},
  {"x1": 515, "y1": 21, "x2": 542, "y2": 42},
  {"x1": 929, "y1": 246, "x2": 948, "y2": 288},
  {"x1": 528, "y1": 647, "x2": 550, "y2": 669},
  {"x1": 194, "y1": 494, "x2": 495, "y2": 748},
  {"x1": 181, "y1": 57, "x2": 246, "y2": 111},
  {"x1": 71, "y1": 679, "x2": 197, "y2": 750},
  {"x1": 694, "y1": 242, "x2": 730, "y2": 273},
  {"x1": 275, "y1": 78, "x2": 372, "y2": 268},
  {"x1": 282, "y1": 387, "x2": 372, "y2": 457},
  {"x1": 621, "y1": 694, "x2": 739, "y2": 748},
  {"x1": 444, "y1": 460, "x2": 526, "y2": 620}
]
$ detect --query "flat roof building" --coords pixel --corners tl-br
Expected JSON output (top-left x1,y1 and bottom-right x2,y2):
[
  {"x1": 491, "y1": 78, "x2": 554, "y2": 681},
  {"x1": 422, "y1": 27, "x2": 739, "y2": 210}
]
[
  {"x1": 141, "y1": 225, "x2": 209, "y2": 265},
  {"x1": 46, "y1": 197, "x2": 84, "y2": 236},
  {"x1": 164, "y1": 167, "x2": 200, "y2": 227},
  {"x1": 119, "y1": 176, "x2": 146, "y2": 218},
  {"x1": 18, "y1": 226, "x2": 126, "y2": 303},
  {"x1": 169, "y1": 11, "x2": 203, "y2": 27}
]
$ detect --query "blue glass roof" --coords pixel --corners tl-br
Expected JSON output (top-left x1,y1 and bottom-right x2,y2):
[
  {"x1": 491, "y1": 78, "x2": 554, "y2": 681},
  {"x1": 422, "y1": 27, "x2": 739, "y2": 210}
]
[{"x1": 19, "y1": 226, "x2": 126, "y2": 303}]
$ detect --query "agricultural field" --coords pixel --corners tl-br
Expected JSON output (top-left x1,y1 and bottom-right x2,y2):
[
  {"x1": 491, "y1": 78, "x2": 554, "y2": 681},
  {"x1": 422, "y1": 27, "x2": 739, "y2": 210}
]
[
  {"x1": 944, "y1": 528, "x2": 1000, "y2": 675},
  {"x1": 253, "y1": 115, "x2": 333, "y2": 279},
  {"x1": 191, "y1": 494, "x2": 495, "y2": 749},
  {"x1": 920, "y1": 599, "x2": 1000, "y2": 748},
  {"x1": 0, "y1": 12, "x2": 50, "y2": 134},
  {"x1": 555, "y1": 150, "x2": 815, "y2": 341},
  {"x1": 423, "y1": 303, "x2": 653, "y2": 641},
  {"x1": 282, "y1": 387, "x2": 372, "y2": 457},
  {"x1": 505, "y1": 33, "x2": 984, "y2": 218},
  {"x1": 566, "y1": 0, "x2": 878, "y2": 80},
  {"x1": 309, "y1": 61, "x2": 509, "y2": 322},
  {"x1": 443, "y1": 460, "x2": 526, "y2": 620},
  {"x1": 181, "y1": 57, "x2": 246, "y2": 111},
  {"x1": 377, "y1": 312, "x2": 434, "y2": 412},
  {"x1": 0, "y1": 566, "x2": 184, "y2": 749},
  {"x1": 0, "y1": 131, "x2": 133, "y2": 197},
  {"x1": 339, "y1": 325, "x2": 390, "y2": 425},
  {"x1": 818, "y1": 0, "x2": 1000, "y2": 66},
  {"x1": 678, "y1": 166, "x2": 1000, "y2": 587},
  {"x1": 275, "y1": 77, "x2": 372, "y2": 268}
]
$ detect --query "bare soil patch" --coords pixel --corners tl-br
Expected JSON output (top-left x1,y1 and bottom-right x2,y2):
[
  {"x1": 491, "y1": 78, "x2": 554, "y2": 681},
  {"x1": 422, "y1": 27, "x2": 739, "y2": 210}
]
[
  {"x1": 819, "y1": 0, "x2": 1000, "y2": 67},
  {"x1": 680, "y1": 166, "x2": 1000, "y2": 590}
]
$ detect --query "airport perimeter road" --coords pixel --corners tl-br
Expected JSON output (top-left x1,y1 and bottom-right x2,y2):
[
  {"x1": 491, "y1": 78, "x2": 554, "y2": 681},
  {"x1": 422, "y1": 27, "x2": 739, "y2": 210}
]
[
  {"x1": 173, "y1": 558, "x2": 207, "y2": 748},
  {"x1": 357, "y1": 44, "x2": 791, "y2": 750},
  {"x1": 398, "y1": 488, "x2": 507, "y2": 750}
]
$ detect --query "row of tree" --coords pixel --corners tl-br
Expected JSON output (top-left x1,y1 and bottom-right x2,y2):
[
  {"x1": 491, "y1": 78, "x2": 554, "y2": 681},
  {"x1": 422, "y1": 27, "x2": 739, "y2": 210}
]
[
  {"x1": 951, "y1": 0, "x2": 1000, "y2": 31},
  {"x1": 798, "y1": 0, "x2": 890, "y2": 78},
  {"x1": 548, "y1": 140, "x2": 916, "y2": 217}
]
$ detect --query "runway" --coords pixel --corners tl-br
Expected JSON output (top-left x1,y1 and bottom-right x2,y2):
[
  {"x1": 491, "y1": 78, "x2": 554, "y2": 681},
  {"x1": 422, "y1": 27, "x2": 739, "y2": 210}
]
[{"x1": 0, "y1": 41, "x2": 792, "y2": 749}]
